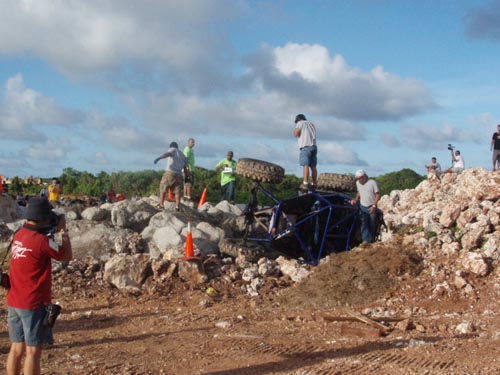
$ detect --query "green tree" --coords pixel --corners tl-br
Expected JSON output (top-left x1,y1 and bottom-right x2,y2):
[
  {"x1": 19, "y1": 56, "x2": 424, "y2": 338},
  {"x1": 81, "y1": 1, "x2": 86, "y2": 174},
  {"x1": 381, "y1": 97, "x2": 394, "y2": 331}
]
[{"x1": 375, "y1": 168, "x2": 424, "y2": 196}]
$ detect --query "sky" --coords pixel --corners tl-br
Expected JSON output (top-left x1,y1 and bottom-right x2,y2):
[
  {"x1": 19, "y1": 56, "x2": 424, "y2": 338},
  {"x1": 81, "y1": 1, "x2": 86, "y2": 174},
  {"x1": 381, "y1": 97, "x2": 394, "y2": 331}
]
[{"x1": 1, "y1": 0, "x2": 500, "y2": 180}]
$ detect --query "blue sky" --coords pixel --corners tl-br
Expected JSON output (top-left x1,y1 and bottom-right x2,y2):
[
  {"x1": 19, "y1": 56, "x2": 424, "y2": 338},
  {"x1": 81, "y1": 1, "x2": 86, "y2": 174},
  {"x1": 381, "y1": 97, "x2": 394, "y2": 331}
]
[{"x1": 1, "y1": 0, "x2": 500, "y2": 180}]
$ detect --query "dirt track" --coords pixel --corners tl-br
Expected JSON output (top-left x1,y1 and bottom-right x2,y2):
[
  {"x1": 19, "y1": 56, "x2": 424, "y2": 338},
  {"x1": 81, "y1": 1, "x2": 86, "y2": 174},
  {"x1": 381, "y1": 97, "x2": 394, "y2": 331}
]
[{"x1": 1, "y1": 240, "x2": 500, "y2": 375}]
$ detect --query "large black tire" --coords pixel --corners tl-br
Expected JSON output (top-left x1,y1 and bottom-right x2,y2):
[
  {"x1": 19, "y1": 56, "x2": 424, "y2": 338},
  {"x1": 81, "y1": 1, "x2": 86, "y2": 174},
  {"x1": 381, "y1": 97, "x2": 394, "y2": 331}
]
[
  {"x1": 236, "y1": 158, "x2": 285, "y2": 184},
  {"x1": 317, "y1": 173, "x2": 356, "y2": 192},
  {"x1": 218, "y1": 238, "x2": 266, "y2": 262}
]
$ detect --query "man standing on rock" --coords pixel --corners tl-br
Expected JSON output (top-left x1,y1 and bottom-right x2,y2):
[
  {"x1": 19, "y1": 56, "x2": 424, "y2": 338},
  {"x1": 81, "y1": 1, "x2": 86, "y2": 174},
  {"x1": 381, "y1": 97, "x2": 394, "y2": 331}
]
[
  {"x1": 183, "y1": 138, "x2": 195, "y2": 200},
  {"x1": 154, "y1": 141, "x2": 189, "y2": 211},
  {"x1": 293, "y1": 114, "x2": 317, "y2": 190},
  {"x1": 6, "y1": 197, "x2": 72, "y2": 375},
  {"x1": 351, "y1": 169, "x2": 380, "y2": 243},
  {"x1": 491, "y1": 124, "x2": 500, "y2": 171}
]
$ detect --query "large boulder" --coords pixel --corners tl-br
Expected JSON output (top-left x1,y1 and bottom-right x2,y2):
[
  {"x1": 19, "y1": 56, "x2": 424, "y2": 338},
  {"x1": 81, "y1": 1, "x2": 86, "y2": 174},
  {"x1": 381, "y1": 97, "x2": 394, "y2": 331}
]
[
  {"x1": 0, "y1": 195, "x2": 22, "y2": 223},
  {"x1": 104, "y1": 254, "x2": 152, "y2": 291},
  {"x1": 68, "y1": 221, "x2": 134, "y2": 262},
  {"x1": 111, "y1": 199, "x2": 158, "y2": 232}
]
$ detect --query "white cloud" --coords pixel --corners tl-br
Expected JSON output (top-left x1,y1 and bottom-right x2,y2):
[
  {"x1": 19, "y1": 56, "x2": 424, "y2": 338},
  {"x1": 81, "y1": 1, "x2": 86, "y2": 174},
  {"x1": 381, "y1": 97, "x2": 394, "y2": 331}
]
[
  {"x1": 319, "y1": 142, "x2": 366, "y2": 166},
  {"x1": 24, "y1": 138, "x2": 71, "y2": 160},
  {"x1": 245, "y1": 43, "x2": 436, "y2": 121},
  {"x1": 0, "y1": 0, "x2": 243, "y2": 93},
  {"x1": 0, "y1": 74, "x2": 81, "y2": 140},
  {"x1": 402, "y1": 122, "x2": 482, "y2": 150},
  {"x1": 380, "y1": 133, "x2": 401, "y2": 148}
]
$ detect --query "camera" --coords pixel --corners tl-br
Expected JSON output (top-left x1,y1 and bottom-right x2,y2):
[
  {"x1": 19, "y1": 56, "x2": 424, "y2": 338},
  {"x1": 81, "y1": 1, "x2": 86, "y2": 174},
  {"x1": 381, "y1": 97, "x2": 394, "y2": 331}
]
[{"x1": 447, "y1": 144, "x2": 455, "y2": 151}]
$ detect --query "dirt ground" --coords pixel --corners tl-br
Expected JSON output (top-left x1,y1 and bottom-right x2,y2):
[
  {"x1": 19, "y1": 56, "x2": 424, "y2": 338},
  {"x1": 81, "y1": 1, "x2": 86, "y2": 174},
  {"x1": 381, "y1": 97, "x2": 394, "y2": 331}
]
[{"x1": 1, "y1": 240, "x2": 500, "y2": 375}]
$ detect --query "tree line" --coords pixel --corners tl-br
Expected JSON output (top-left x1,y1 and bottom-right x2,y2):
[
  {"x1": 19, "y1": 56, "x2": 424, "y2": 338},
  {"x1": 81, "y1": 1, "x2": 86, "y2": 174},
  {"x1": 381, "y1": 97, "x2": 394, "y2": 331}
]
[{"x1": 12, "y1": 167, "x2": 424, "y2": 205}]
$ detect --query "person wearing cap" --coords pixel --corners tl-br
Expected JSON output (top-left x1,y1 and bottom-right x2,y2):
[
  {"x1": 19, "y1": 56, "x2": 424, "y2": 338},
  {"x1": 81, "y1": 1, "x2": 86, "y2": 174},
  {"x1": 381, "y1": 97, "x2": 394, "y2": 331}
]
[
  {"x1": 351, "y1": 170, "x2": 380, "y2": 243},
  {"x1": 183, "y1": 138, "x2": 196, "y2": 200},
  {"x1": 491, "y1": 124, "x2": 500, "y2": 171},
  {"x1": 293, "y1": 114, "x2": 318, "y2": 190},
  {"x1": 6, "y1": 197, "x2": 72, "y2": 375},
  {"x1": 154, "y1": 141, "x2": 189, "y2": 210},
  {"x1": 215, "y1": 151, "x2": 237, "y2": 203}
]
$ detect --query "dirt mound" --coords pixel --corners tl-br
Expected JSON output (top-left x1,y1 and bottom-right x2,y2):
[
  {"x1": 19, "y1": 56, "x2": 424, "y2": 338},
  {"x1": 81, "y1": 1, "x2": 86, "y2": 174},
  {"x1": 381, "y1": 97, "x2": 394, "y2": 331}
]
[{"x1": 278, "y1": 242, "x2": 423, "y2": 309}]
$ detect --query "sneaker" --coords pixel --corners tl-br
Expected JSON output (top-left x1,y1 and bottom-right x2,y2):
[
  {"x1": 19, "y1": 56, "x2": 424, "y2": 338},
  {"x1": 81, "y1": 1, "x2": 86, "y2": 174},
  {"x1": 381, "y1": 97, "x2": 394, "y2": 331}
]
[
  {"x1": 309, "y1": 183, "x2": 316, "y2": 190},
  {"x1": 298, "y1": 183, "x2": 309, "y2": 191},
  {"x1": 175, "y1": 206, "x2": 181, "y2": 212}
]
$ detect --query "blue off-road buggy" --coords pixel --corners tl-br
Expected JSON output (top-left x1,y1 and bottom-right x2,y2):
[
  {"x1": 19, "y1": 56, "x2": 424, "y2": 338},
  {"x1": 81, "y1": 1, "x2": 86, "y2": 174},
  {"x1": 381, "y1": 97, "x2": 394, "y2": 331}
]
[{"x1": 218, "y1": 158, "x2": 362, "y2": 265}]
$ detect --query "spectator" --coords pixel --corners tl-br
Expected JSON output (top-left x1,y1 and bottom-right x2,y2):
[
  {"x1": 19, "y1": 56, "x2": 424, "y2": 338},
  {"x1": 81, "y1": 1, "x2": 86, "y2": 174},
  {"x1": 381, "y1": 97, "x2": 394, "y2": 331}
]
[
  {"x1": 491, "y1": 124, "x2": 500, "y2": 171},
  {"x1": 47, "y1": 178, "x2": 62, "y2": 207},
  {"x1": 39, "y1": 185, "x2": 48, "y2": 199},
  {"x1": 154, "y1": 141, "x2": 189, "y2": 211},
  {"x1": 6, "y1": 197, "x2": 72, "y2": 375},
  {"x1": 293, "y1": 114, "x2": 317, "y2": 190},
  {"x1": 107, "y1": 187, "x2": 116, "y2": 203},
  {"x1": 183, "y1": 138, "x2": 196, "y2": 200},
  {"x1": 442, "y1": 149, "x2": 465, "y2": 174},
  {"x1": 99, "y1": 191, "x2": 107, "y2": 204},
  {"x1": 215, "y1": 151, "x2": 237, "y2": 203},
  {"x1": 425, "y1": 157, "x2": 442, "y2": 176},
  {"x1": 350, "y1": 169, "x2": 381, "y2": 243}
]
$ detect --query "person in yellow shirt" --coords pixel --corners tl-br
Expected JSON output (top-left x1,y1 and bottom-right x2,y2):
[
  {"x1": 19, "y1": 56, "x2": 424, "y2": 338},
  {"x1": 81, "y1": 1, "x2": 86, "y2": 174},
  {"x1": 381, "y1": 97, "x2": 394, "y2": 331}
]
[{"x1": 48, "y1": 178, "x2": 62, "y2": 207}]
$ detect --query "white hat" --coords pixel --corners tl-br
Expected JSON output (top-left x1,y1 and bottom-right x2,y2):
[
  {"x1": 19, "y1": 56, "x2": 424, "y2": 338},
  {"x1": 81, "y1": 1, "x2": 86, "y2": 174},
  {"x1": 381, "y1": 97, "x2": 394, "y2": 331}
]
[{"x1": 355, "y1": 169, "x2": 367, "y2": 178}]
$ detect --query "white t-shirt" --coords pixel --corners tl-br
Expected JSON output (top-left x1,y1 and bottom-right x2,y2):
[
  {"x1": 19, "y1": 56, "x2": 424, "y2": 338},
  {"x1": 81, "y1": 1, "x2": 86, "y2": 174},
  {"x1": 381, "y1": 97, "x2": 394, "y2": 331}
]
[
  {"x1": 295, "y1": 120, "x2": 317, "y2": 149},
  {"x1": 356, "y1": 179, "x2": 380, "y2": 207},
  {"x1": 453, "y1": 155, "x2": 465, "y2": 169}
]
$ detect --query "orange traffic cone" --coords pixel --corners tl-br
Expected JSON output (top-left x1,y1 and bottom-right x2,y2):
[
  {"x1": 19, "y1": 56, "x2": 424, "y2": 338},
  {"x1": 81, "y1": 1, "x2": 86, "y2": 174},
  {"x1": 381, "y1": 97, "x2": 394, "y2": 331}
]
[
  {"x1": 185, "y1": 222, "x2": 194, "y2": 258},
  {"x1": 167, "y1": 188, "x2": 175, "y2": 202},
  {"x1": 198, "y1": 187, "x2": 207, "y2": 208}
]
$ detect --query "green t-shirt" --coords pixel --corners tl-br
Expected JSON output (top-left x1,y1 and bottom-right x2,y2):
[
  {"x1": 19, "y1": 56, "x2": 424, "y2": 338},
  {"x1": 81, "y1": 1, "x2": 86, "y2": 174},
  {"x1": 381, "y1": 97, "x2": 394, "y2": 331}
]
[
  {"x1": 217, "y1": 159, "x2": 237, "y2": 186},
  {"x1": 183, "y1": 146, "x2": 195, "y2": 171}
]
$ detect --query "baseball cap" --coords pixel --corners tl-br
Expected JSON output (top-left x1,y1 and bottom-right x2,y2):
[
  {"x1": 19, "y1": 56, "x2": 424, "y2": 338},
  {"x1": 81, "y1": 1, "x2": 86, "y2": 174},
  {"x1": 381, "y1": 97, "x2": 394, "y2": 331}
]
[{"x1": 355, "y1": 169, "x2": 367, "y2": 178}]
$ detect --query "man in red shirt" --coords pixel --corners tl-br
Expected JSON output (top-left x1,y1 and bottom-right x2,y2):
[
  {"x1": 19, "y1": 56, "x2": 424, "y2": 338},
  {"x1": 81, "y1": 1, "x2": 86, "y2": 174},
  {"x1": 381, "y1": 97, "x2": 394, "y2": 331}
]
[{"x1": 6, "y1": 197, "x2": 72, "y2": 375}]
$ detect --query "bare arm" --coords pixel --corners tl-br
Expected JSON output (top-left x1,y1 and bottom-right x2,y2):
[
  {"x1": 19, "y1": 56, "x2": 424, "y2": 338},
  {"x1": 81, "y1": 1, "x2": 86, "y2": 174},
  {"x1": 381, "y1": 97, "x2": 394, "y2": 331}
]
[
  {"x1": 154, "y1": 152, "x2": 172, "y2": 164},
  {"x1": 55, "y1": 215, "x2": 72, "y2": 262},
  {"x1": 293, "y1": 128, "x2": 301, "y2": 137}
]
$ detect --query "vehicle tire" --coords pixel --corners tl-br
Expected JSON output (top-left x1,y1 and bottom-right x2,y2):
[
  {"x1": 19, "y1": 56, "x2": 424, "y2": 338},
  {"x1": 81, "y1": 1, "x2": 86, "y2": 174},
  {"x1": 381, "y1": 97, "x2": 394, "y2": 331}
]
[
  {"x1": 218, "y1": 238, "x2": 266, "y2": 262},
  {"x1": 236, "y1": 158, "x2": 285, "y2": 184},
  {"x1": 317, "y1": 173, "x2": 356, "y2": 192}
]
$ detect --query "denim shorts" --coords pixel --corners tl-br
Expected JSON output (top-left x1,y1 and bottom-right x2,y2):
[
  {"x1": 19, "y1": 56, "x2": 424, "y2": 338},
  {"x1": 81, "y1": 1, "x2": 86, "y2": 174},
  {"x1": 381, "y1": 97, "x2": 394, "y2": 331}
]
[
  {"x1": 8, "y1": 305, "x2": 46, "y2": 346},
  {"x1": 299, "y1": 145, "x2": 317, "y2": 167}
]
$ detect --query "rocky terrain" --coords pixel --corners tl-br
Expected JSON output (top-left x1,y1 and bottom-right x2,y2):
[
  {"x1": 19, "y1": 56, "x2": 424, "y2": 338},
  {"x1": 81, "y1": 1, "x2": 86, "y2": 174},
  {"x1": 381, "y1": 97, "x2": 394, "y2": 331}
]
[{"x1": 0, "y1": 167, "x2": 500, "y2": 375}]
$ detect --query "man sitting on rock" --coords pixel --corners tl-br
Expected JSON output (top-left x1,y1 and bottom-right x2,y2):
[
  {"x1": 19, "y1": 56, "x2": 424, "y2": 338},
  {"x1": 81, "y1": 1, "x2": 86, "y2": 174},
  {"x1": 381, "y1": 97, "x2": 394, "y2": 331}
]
[
  {"x1": 425, "y1": 157, "x2": 441, "y2": 180},
  {"x1": 442, "y1": 149, "x2": 465, "y2": 174}
]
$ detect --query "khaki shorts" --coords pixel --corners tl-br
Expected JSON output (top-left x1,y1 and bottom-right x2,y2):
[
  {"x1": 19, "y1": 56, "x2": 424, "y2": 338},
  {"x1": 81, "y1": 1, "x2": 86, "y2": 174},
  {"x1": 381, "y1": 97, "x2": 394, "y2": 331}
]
[
  {"x1": 493, "y1": 149, "x2": 500, "y2": 163},
  {"x1": 160, "y1": 171, "x2": 182, "y2": 195}
]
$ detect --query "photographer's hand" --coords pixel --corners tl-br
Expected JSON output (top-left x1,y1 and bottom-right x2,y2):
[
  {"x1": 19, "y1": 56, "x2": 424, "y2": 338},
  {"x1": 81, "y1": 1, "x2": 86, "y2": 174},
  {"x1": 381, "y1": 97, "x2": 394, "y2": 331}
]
[{"x1": 55, "y1": 214, "x2": 67, "y2": 233}]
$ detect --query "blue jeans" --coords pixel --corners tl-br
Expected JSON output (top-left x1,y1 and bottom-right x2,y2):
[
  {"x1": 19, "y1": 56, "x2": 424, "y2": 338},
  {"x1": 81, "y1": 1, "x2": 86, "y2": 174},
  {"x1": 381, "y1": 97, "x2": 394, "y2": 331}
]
[
  {"x1": 360, "y1": 205, "x2": 377, "y2": 243},
  {"x1": 221, "y1": 181, "x2": 235, "y2": 202}
]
